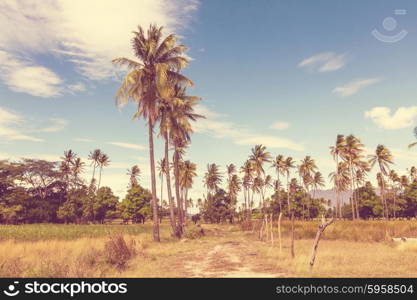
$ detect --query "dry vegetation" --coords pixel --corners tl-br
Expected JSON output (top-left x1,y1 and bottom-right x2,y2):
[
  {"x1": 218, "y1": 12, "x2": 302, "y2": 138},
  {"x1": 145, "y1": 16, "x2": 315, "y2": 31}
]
[{"x1": 1, "y1": 221, "x2": 417, "y2": 277}]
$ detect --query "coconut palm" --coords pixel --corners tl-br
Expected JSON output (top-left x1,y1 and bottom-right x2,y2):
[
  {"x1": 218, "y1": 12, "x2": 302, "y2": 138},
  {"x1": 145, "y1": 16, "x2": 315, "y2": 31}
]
[
  {"x1": 240, "y1": 160, "x2": 254, "y2": 214},
  {"x1": 330, "y1": 134, "x2": 346, "y2": 218},
  {"x1": 88, "y1": 149, "x2": 102, "y2": 186},
  {"x1": 204, "y1": 163, "x2": 222, "y2": 197},
  {"x1": 298, "y1": 156, "x2": 317, "y2": 219},
  {"x1": 228, "y1": 174, "x2": 242, "y2": 208},
  {"x1": 341, "y1": 134, "x2": 364, "y2": 219},
  {"x1": 72, "y1": 157, "x2": 85, "y2": 187},
  {"x1": 408, "y1": 127, "x2": 417, "y2": 149},
  {"x1": 329, "y1": 161, "x2": 350, "y2": 217},
  {"x1": 271, "y1": 155, "x2": 285, "y2": 213},
  {"x1": 113, "y1": 25, "x2": 193, "y2": 242},
  {"x1": 389, "y1": 170, "x2": 400, "y2": 218},
  {"x1": 409, "y1": 166, "x2": 417, "y2": 182},
  {"x1": 311, "y1": 171, "x2": 325, "y2": 199},
  {"x1": 369, "y1": 144, "x2": 394, "y2": 219},
  {"x1": 282, "y1": 157, "x2": 295, "y2": 214},
  {"x1": 180, "y1": 160, "x2": 197, "y2": 219},
  {"x1": 127, "y1": 165, "x2": 141, "y2": 188},
  {"x1": 97, "y1": 153, "x2": 110, "y2": 190}
]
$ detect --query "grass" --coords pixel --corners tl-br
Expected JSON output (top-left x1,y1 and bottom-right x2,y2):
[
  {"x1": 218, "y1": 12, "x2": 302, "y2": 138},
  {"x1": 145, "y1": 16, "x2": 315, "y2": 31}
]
[
  {"x1": 1, "y1": 220, "x2": 417, "y2": 277},
  {"x1": 0, "y1": 223, "x2": 153, "y2": 241}
]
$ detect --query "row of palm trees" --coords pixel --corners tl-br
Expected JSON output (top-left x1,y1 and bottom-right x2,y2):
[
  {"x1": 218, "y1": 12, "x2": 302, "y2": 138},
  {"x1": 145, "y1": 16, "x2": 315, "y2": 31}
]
[
  {"x1": 330, "y1": 134, "x2": 397, "y2": 219},
  {"x1": 203, "y1": 145, "x2": 326, "y2": 219},
  {"x1": 113, "y1": 25, "x2": 203, "y2": 241}
]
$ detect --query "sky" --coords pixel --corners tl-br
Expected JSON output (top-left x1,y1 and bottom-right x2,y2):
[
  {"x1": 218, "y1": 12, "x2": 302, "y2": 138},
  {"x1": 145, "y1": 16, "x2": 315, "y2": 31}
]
[{"x1": 1, "y1": 0, "x2": 417, "y2": 206}]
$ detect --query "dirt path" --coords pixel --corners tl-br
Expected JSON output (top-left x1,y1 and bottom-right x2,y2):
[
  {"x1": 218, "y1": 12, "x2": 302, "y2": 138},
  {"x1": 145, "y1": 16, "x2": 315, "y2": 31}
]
[{"x1": 184, "y1": 236, "x2": 286, "y2": 278}]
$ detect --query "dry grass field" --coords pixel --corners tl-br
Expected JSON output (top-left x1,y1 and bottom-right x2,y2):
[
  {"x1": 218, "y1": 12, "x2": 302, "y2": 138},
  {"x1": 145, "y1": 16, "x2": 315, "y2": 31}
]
[{"x1": 1, "y1": 221, "x2": 417, "y2": 277}]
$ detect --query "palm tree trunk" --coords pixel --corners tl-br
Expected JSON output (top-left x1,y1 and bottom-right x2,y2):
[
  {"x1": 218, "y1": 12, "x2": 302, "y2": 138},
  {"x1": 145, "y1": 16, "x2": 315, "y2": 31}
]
[
  {"x1": 98, "y1": 167, "x2": 102, "y2": 190},
  {"x1": 160, "y1": 174, "x2": 163, "y2": 224},
  {"x1": 184, "y1": 188, "x2": 189, "y2": 222},
  {"x1": 148, "y1": 124, "x2": 160, "y2": 242},
  {"x1": 174, "y1": 142, "x2": 184, "y2": 232},
  {"x1": 164, "y1": 134, "x2": 178, "y2": 237},
  {"x1": 286, "y1": 175, "x2": 291, "y2": 215}
]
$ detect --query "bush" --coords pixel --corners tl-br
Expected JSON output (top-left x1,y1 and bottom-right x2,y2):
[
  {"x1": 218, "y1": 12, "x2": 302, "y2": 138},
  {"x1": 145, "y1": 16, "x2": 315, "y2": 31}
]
[
  {"x1": 183, "y1": 224, "x2": 205, "y2": 239},
  {"x1": 104, "y1": 234, "x2": 136, "y2": 269}
]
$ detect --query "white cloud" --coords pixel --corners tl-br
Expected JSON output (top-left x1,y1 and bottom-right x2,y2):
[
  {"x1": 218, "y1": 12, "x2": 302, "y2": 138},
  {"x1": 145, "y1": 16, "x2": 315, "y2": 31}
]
[
  {"x1": 0, "y1": 107, "x2": 43, "y2": 142},
  {"x1": 364, "y1": 106, "x2": 417, "y2": 130},
  {"x1": 0, "y1": 152, "x2": 59, "y2": 161},
  {"x1": 333, "y1": 78, "x2": 381, "y2": 97},
  {"x1": 0, "y1": 0, "x2": 199, "y2": 92},
  {"x1": 108, "y1": 142, "x2": 146, "y2": 151},
  {"x1": 73, "y1": 137, "x2": 94, "y2": 142},
  {"x1": 39, "y1": 118, "x2": 68, "y2": 132},
  {"x1": 235, "y1": 136, "x2": 304, "y2": 151},
  {"x1": 194, "y1": 105, "x2": 303, "y2": 151},
  {"x1": 298, "y1": 52, "x2": 347, "y2": 72},
  {"x1": 270, "y1": 121, "x2": 290, "y2": 130},
  {"x1": 0, "y1": 50, "x2": 63, "y2": 98}
]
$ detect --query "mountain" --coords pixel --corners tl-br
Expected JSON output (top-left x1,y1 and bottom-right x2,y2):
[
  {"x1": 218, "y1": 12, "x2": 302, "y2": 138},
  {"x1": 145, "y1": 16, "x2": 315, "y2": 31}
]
[{"x1": 310, "y1": 189, "x2": 352, "y2": 207}]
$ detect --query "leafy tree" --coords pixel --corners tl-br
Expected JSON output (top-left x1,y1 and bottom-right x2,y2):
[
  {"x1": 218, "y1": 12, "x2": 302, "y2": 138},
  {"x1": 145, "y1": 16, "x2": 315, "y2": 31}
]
[
  {"x1": 118, "y1": 185, "x2": 152, "y2": 224},
  {"x1": 94, "y1": 187, "x2": 119, "y2": 223},
  {"x1": 201, "y1": 189, "x2": 234, "y2": 223}
]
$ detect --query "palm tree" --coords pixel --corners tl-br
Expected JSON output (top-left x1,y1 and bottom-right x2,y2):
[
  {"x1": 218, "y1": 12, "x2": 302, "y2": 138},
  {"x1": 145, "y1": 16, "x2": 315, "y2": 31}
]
[
  {"x1": 369, "y1": 144, "x2": 394, "y2": 219},
  {"x1": 249, "y1": 145, "x2": 271, "y2": 209},
  {"x1": 298, "y1": 156, "x2": 317, "y2": 219},
  {"x1": 282, "y1": 157, "x2": 295, "y2": 214},
  {"x1": 240, "y1": 160, "x2": 254, "y2": 215},
  {"x1": 228, "y1": 174, "x2": 242, "y2": 209},
  {"x1": 341, "y1": 134, "x2": 364, "y2": 219},
  {"x1": 330, "y1": 134, "x2": 346, "y2": 218},
  {"x1": 204, "y1": 163, "x2": 222, "y2": 197},
  {"x1": 72, "y1": 157, "x2": 85, "y2": 187},
  {"x1": 329, "y1": 161, "x2": 350, "y2": 217},
  {"x1": 180, "y1": 160, "x2": 197, "y2": 220},
  {"x1": 408, "y1": 166, "x2": 417, "y2": 182},
  {"x1": 88, "y1": 149, "x2": 102, "y2": 186},
  {"x1": 156, "y1": 159, "x2": 166, "y2": 214},
  {"x1": 389, "y1": 170, "x2": 400, "y2": 218},
  {"x1": 60, "y1": 150, "x2": 76, "y2": 194},
  {"x1": 97, "y1": 153, "x2": 110, "y2": 190},
  {"x1": 311, "y1": 171, "x2": 325, "y2": 199},
  {"x1": 127, "y1": 165, "x2": 141, "y2": 188},
  {"x1": 271, "y1": 155, "x2": 285, "y2": 214},
  {"x1": 113, "y1": 25, "x2": 193, "y2": 242}
]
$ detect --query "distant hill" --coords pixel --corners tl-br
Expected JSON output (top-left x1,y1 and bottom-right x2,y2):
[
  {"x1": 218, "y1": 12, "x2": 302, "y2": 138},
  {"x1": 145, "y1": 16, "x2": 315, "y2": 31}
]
[{"x1": 310, "y1": 189, "x2": 352, "y2": 207}]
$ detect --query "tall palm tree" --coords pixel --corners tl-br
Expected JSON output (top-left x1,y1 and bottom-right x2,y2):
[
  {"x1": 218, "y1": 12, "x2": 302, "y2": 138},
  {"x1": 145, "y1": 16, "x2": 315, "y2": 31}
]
[
  {"x1": 180, "y1": 160, "x2": 197, "y2": 219},
  {"x1": 282, "y1": 157, "x2": 295, "y2": 214},
  {"x1": 72, "y1": 157, "x2": 85, "y2": 187},
  {"x1": 408, "y1": 166, "x2": 417, "y2": 182},
  {"x1": 228, "y1": 174, "x2": 242, "y2": 209},
  {"x1": 127, "y1": 165, "x2": 141, "y2": 188},
  {"x1": 343, "y1": 135, "x2": 365, "y2": 219},
  {"x1": 249, "y1": 145, "x2": 271, "y2": 209},
  {"x1": 88, "y1": 149, "x2": 102, "y2": 186},
  {"x1": 311, "y1": 171, "x2": 325, "y2": 200},
  {"x1": 329, "y1": 161, "x2": 350, "y2": 217},
  {"x1": 369, "y1": 144, "x2": 394, "y2": 219},
  {"x1": 156, "y1": 158, "x2": 166, "y2": 216},
  {"x1": 97, "y1": 153, "x2": 110, "y2": 190},
  {"x1": 330, "y1": 134, "x2": 346, "y2": 218},
  {"x1": 408, "y1": 126, "x2": 417, "y2": 149},
  {"x1": 298, "y1": 156, "x2": 317, "y2": 219},
  {"x1": 204, "y1": 163, "x2": 222, "y2": 197},
  {"x1": 271, "y1": 155, "x2": 285, "y2": 214},
  {"x1": 113, "y1": 25, "x2": 193, "y2": 242},
  {"x1": 240, "y1": 160, "x2": 254, "y2": 215},
  {"x1": 389, "y1": 170, "x2": 400, "y2": 218},
  {"x1": 60, "y1": 150, "x2": 76, "y2": 195}
]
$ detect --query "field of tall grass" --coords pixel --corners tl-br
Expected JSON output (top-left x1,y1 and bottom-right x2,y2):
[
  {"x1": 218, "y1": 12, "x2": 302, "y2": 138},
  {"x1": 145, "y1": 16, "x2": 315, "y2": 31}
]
[
  {"x1": 1, "y1": 220, "x2": 417, "y2": 277},
  {"x1": 272, "y1": 220, "x2": 417, "y2": 242}
]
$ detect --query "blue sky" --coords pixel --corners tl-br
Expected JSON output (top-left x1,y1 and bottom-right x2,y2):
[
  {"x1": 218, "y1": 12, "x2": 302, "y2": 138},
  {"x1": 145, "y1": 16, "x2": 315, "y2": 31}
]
[{"x1": 1, "y1": 0, "x2": 417, "y2": 203}]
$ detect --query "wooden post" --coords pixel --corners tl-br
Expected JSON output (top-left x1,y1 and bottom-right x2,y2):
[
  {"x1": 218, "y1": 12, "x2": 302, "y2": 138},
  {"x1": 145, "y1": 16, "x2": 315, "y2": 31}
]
[
  {"x1": 278, "y1": 212, "x2": 282, "y2": 253},
  {"x1": 309, "y1": 218, "x2": 335, "y2": 270},
  {"x1": 270, "y1": 214, "x2": 274, "y2": 246},
  {"x1": 291, "y1": 212, "x2": 295, "y2": 258}
]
